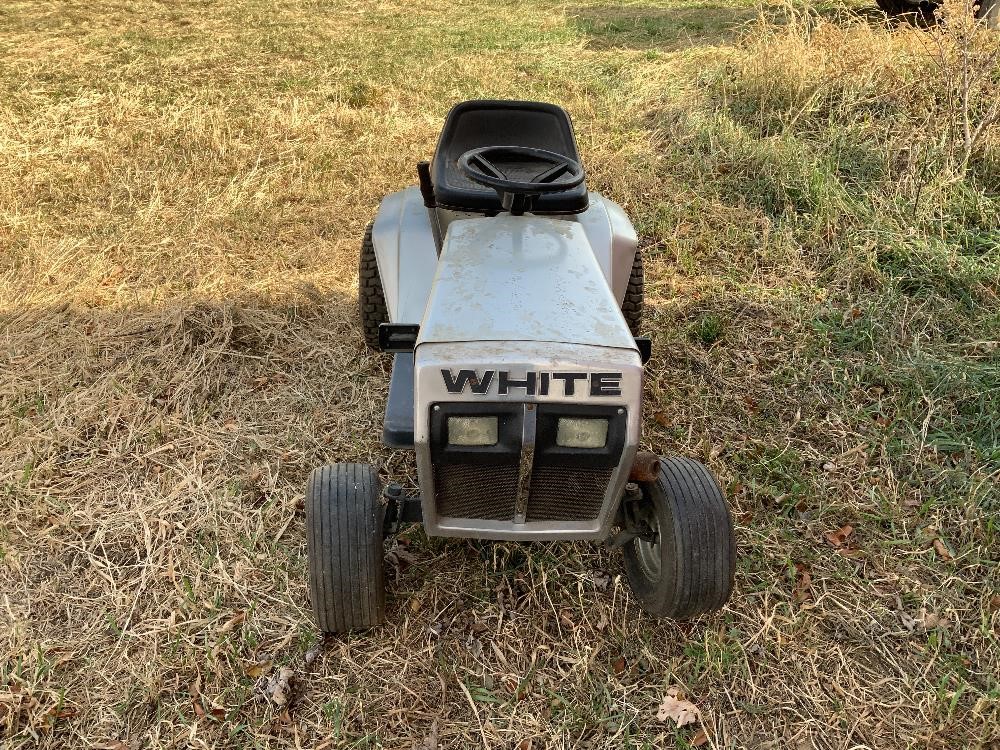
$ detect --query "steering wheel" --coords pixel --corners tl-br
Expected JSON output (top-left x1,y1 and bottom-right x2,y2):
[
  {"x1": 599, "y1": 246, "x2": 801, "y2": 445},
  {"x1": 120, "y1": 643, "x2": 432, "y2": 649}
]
[{"x1": 458, "y1": 146, "x2": 585, "y2": 215}]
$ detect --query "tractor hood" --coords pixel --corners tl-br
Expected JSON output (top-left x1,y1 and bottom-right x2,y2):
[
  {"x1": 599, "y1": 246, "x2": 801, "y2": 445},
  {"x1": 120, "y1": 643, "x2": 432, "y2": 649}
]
[{"x1": 417, "y1": 215, "x2": 637, "y2": 351}]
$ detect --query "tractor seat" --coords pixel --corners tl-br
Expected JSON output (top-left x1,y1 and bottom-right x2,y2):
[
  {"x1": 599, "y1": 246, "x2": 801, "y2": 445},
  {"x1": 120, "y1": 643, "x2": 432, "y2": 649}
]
[{"x1": 431, "y1": 100, "x2": 589, "y2": 215}]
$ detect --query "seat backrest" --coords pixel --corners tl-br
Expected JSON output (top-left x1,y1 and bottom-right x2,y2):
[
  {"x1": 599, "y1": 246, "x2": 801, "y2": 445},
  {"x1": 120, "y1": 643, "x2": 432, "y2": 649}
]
[{"x1": 431, "y1": 100, "x2": 589, "y2": 215}]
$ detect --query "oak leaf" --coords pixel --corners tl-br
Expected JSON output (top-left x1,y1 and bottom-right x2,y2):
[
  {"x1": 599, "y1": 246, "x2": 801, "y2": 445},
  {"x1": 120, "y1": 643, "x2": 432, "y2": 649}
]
[{"x1": 656, "y1": 687, "x2": 700, "y2": 727}]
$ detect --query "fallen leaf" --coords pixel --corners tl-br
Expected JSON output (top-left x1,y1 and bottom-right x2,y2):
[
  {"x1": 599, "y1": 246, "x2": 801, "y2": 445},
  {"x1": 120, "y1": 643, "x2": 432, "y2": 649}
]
[
  {"x1": 653, "y1": 411, "x2": 670, "y2": 427},
  {"x1": 898, "y1": 609, "x2": 917, "y2": 632},
  {"x1": 218, "y1": 611, "x2": 245, "y2": 634},
  {"x1": 824, "y1": 524, "x2": 854, "y2": 548},
  {"x1": 612, "y1": 657, "x2": 626, "y2": 675},
  {"x1": 423, "y1": 718, "x2": 439, "y2": 750},
  {"x1": 792, "y1": 563, "x2": 812, "y2": 604},
  {"x1": 918, "y1": 609, "x2": 951, "y2": 630},
  {"x1": 656, "y1": 687, "x2": 701, "y2": 727},
  {"x1": 260, "y1": 667, "x2": 295, "y2": 707},
  {"x1": 304, "y1": 643, "x2": 322, "y2": 667},
  {"x1": 692, "y1": 727, "x2": 712, "y2": 747},
  {"x1": 589, "y1": 569, "x2": 611, "y2": 591},
  {"x1": 932, "y1": 538, "x2": 952, "y2": 560},
  {"x1": 245, "y1": 660, "x2": 272, "y2": 679}
]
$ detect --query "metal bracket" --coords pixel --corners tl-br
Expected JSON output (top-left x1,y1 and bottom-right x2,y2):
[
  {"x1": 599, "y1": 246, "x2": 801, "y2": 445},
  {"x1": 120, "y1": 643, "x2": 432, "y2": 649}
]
[
  {"x1": 383, "y1": 484, "x2": 424, "y2": 535},
  {"x1": 607, "y1": 482, "x2": 658, "y2": 549},
  {"x1": 378, "y1": 323, "x2": 420, "y2": 352}
]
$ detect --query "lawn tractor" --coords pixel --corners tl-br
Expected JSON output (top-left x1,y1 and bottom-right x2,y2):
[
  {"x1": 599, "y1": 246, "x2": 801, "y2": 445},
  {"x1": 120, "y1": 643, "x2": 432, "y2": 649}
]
[{"x1": 305, "y1": 100, "x2": 736, "y2": 632}]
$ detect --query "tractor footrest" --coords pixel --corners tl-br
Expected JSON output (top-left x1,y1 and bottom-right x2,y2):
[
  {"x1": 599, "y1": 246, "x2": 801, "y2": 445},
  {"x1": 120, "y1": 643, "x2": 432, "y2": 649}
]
[{"x1": 383, "y1": 352, "x2": 415, "y2": 449}]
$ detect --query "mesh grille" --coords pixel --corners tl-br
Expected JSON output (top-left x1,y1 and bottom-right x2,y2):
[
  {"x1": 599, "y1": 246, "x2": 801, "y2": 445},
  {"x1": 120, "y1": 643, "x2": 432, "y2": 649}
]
[
  {"x1": 434, "y1": 462, "x2": 518, "y2": 520},
  {"x1": 527, "y1": 465, "x2": 613, "y2": 521}
]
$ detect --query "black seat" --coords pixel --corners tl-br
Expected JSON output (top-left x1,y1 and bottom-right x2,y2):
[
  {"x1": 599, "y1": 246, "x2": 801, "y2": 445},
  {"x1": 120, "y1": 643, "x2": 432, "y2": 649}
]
[{"x1": 431, "y1": 100, "x2": 589, "y2": 215}]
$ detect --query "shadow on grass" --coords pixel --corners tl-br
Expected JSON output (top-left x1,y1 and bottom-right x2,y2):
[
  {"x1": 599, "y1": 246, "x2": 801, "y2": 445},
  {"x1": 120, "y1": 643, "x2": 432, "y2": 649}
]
[{"x1": 567, "y1": 4, "x2": 767, "y2": 49}]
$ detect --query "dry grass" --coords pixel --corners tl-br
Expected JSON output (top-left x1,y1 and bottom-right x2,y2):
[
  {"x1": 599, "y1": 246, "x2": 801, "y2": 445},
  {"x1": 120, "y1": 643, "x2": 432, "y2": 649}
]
[{"x1": 1, "y1": 1, "x2": 998, "y2": 748}]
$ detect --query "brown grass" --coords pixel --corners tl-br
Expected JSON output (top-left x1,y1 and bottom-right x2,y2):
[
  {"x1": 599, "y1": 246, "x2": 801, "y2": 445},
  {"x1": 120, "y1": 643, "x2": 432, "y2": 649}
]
[{"x1": 2, "y1": 1, "x2": 998, "y2": 749}]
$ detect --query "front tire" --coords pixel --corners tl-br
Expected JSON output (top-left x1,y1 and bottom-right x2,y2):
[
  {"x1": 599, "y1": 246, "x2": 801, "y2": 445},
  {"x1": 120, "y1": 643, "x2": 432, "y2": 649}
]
[
  {"x1": 623, "y1": 457, "x2": 736, "y2": 619},
  {"x1": 306, "y1": 463, "x2": 386, "y2": 633}
]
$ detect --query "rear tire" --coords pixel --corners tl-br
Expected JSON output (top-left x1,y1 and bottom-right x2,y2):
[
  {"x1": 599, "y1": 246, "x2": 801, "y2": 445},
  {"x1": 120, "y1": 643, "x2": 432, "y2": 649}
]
[
  {"x1": 359, "y1": 222, "x2": 388, "y2": 350},
  {"x1": 623, "y1": 457, "x2": 735, "y2": 619},
  {"x1": 977, "y1": 0, "x2": 999, "y2": 28},
  {"x1": 622, "y1": 249, "x2": 643, "y2": 338},
  {"x1": 306, "y1": 463, "x2": 386, "y2": 633}
]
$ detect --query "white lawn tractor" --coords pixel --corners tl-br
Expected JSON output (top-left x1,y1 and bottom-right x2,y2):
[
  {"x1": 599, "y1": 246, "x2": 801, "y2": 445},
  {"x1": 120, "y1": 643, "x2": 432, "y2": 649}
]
[{"x1": 305, "y1": 100, "x2": 736, "y2": 632}]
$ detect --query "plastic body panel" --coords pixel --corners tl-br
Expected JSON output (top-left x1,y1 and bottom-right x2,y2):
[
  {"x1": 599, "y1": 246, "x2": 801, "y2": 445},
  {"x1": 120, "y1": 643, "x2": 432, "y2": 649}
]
[
  {"x1": 370, "y1": 187, "x2": 438, "y2": 324},
  {"x1": 371, "y1": 187, "x2": 638, "y2": 326},
  {"x1": 418, "y1": 215, "x2": 636, "y2": 350}
]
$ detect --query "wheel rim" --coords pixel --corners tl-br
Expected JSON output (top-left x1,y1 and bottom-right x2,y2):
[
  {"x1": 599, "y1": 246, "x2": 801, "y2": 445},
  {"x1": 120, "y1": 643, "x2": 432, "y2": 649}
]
[{"x1": 634, "y1": 512, "x2": 662, "y2": 582}]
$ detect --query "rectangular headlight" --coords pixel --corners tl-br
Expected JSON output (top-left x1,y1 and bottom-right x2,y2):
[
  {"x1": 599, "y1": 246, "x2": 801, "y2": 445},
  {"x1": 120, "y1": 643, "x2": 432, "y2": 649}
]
[
  {"x1": 556, "y1": 417, "x2": 608, "y2": 449},
  {"x1": 448, "y1": 416, "x2": 498, "y2": 446}
]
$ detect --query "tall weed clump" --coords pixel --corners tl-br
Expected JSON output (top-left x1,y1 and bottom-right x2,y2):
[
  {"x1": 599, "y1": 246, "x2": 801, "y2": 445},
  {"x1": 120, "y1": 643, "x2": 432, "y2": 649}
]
[
  {"x1": 690, "y1": 4, "x2": 999, "y2": 304},
  {"x1": 662, "y1": 5, "x2": 999, "y2": 507}
]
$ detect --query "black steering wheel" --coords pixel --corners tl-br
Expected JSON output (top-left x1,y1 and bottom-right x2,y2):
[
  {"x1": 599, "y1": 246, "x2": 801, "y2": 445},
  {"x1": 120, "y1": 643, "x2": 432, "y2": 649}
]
[{"x1": 458, "y1": 146, "x2": 585, "y2": 216}]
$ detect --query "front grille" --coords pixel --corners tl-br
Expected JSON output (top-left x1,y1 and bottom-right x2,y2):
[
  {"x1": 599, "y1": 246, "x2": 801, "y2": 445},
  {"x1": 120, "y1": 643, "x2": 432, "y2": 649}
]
[
  {"x1": 434, "y1": 462, "x2": 518, "y2": 520},
  {"x1": 526, "y1": 465, "x2": 614, "y2": 521}
]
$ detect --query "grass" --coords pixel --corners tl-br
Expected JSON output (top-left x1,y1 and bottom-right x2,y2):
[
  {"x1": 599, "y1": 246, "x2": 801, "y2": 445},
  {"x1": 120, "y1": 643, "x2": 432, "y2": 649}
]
[{"x1": 1, "y1": 0, "x2": 998, "y2": 748}]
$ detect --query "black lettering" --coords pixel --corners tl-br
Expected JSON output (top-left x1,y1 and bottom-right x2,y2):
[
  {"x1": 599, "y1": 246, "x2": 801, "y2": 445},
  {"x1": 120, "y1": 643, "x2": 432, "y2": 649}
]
[
  {"x1": 538, "y1": 372, "x2": 550, "y2": 396},
  {"x1": 552, "y1": 372, "x2": 587, "y2": 396},
  {"x1": 498, "y1": 370, "x2": 537, "y2": 396},
  {"x1": 441, "y1": 369, "x2": 494, "y2": 394},
  {"x1": 590, "y1": 372, "x2": 623, "y2": 397}
]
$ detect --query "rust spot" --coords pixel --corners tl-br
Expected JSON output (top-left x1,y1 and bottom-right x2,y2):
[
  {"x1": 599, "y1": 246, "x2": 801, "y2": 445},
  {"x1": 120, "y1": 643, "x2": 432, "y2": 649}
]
[{"x1": 628, "y1": 452, "x2": 660, "y2": 483}]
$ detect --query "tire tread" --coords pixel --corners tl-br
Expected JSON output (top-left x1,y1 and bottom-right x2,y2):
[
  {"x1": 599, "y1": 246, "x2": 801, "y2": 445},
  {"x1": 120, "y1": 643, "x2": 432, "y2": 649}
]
[
  {"x1": 306, "y1": 463, "x2": 385, "y2": 632},
  {"x1": 623, "y1": 457, "x2": 735, "y2": 619}
]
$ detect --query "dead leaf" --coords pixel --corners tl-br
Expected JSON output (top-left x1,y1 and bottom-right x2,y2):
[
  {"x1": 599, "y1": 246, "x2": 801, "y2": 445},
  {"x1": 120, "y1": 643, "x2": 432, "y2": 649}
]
[
  {"x1": 918, "y1": 609, "x2": 951, "y2": 630},
  {"x1": 259, "y1": 667, "x2": 295, "y2": 707},
  {"x1": 932, "y1": 538, "x2": 952, "y2": 560},
  {"x1": 692, "y1": 727, "x2": 712, "y2": 747},
  {"x1": 792, "y1": 563, "x2": 812, "y2": 604},
  {"x1": 589, "y1": 569, "x2": 611, "y2": 591},
  {"x1": 656, "y1": 687, "x2": 701, "y2": 727},
  {"x1": 304, "y1": 643, "x2": 322, "y2": 667},
  {"x1": 423, "y1": 719, "x2": 439, "y2": 750},
  {"x1": 824, "y1": 524, "x2": 854, "y2": 548},
  {"x1": 189, "y1": 676, "x2": 204, "y2": 717},
  {"x1": 898, "y1": 609, "x2": 917, "y2": 632},
  {"x1": 612, "y1": 657, "x2": 626, "y2": 675},
  {"x1": 653, "y1": 411, "x2": 670, "y2": 427},
  {"x1": 218, "y1": 611, "x2": 245, "y2": 634},
  {"x1": 245, "y1": 659, "x2": 272, "y2": 678}
]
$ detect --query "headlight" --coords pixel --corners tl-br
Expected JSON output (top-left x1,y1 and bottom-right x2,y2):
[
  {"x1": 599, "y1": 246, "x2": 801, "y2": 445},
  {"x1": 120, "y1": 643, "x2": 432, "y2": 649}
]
[
  {"x1": 448, "y1": 416, "x2": 498, "y2": 446},
  {"x1": 556, "y1": 417, "x2": 608, "y2": 449}
]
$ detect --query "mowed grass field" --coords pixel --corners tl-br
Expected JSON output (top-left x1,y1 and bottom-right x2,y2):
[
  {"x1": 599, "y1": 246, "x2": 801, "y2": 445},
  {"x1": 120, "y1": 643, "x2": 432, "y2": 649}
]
[{"x1": 2, "y1": 0, "x2": 998, "y2": 748}]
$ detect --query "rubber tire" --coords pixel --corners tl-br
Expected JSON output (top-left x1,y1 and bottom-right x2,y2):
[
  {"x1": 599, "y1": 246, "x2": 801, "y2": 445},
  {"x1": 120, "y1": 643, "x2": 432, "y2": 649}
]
[
  {"x1": 622, "y1": 249, "x2": 643, "y2": 338},
  {"x1": 623, "y1": 457, "x2": 736, "y2": 619},
  {"x1": 876, "y1": 0, "x2": 911, "y2": 14},
  {"x1": 306, "y1": 463, "x2": 386, "y2": 633},
  {"x1": 358, "y1": 221, "x2": 388, "y2": 350},
  {"x1": 977, "y1": 0, "x2": 999, "y2": 28}
]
